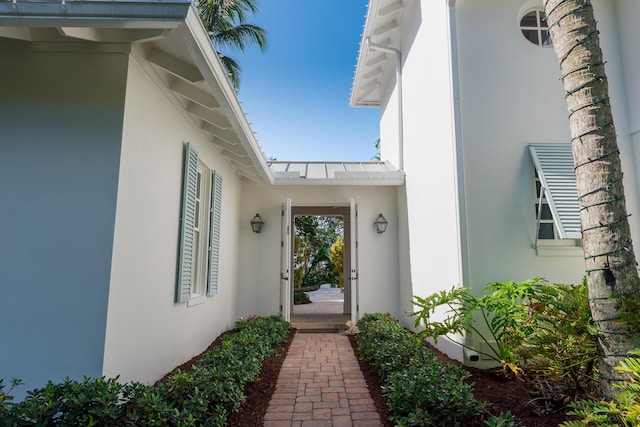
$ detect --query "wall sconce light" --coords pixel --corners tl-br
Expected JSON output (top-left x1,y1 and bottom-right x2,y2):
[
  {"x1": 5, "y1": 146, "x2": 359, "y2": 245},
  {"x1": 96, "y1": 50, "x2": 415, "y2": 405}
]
[
  {"x1": 374, "y1": 213, "x2": 388, "y2": 234},
  {"x1": 250, "y1": 213, "x2": 264, "y2": 233}
]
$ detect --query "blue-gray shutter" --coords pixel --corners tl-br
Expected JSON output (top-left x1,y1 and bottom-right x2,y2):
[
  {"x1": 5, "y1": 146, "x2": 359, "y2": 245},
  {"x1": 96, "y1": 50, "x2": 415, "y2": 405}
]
[
  {"x1": 176, "y1": 143, "x2": 198, "y2": 303},
  {"x1": 528, "y1": 143, "x2": 581, "y2": 239},
  {"x1": 207, "y1": 171, "x2": 223, "y2": 296}
]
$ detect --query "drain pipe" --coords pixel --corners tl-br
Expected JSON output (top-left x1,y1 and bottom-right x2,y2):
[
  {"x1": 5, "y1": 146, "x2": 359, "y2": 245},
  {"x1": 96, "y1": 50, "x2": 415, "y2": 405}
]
[{"x1": 365, "y1": 37, "x2": 404, "y2": 171}]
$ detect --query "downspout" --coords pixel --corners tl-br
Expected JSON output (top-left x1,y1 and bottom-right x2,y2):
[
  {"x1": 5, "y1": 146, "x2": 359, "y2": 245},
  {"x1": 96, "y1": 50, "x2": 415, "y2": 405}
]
[
  {"x1": 365, "y1": 37, "x2": 404, "y2": 171},
  {"x1": 447, "y1": 0, "x2": 469, "y2": 288}
]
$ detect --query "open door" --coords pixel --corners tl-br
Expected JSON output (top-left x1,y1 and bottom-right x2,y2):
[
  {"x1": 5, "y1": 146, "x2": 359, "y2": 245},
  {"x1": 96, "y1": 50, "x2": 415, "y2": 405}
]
[
  {"x1": 350, "y1": 198, "x2": 359, "y2": 322},
  {"x1": 280, "y1": 198, "x2": 292, "y2": 322}
]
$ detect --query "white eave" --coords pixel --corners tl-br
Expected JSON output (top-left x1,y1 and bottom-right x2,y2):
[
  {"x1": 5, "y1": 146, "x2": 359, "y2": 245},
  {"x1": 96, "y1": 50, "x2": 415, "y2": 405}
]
[
  {"x1": 269, "y1": 161, "x2": 405, "y2": 186},
  {"x1": 350, "y1": 0, "x2": 406, "y2": 107},
  {"x1": 0, "y1": 0, "x2": 273, "y2": 184}
]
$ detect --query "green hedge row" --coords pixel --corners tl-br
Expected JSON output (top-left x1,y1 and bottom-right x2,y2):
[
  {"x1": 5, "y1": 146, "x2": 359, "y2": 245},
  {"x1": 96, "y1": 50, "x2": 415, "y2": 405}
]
[
  {"x1": 355, "y1": 313, "x2": 484, "y2": 427},
  {"x1": 0, "y1": 315, "x2": 290, "y2": 427}
]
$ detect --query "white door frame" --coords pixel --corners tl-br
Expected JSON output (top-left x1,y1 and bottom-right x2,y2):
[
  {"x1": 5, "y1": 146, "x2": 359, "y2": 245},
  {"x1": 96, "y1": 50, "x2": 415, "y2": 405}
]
[
  {"x1": 280, "y1": 198, "x2": 292, "y2": 322},
  {"x1": 283, "y1": 202, "x2": 359, "y2": 320},
  {"x1": 350, "y1": 198, "x2": 359, "y2": 322}
]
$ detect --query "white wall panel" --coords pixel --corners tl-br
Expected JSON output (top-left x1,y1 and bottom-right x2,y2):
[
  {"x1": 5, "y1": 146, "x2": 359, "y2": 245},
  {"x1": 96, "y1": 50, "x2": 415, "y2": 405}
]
[{"x1": 103, "y1": 54, "x2": 242, "y2": 385}]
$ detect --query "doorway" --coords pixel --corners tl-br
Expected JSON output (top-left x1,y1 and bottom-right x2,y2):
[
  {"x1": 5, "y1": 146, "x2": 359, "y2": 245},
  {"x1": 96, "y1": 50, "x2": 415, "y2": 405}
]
[{"x1": 282, "y1": 203, "x2": 358, "y2": 328}]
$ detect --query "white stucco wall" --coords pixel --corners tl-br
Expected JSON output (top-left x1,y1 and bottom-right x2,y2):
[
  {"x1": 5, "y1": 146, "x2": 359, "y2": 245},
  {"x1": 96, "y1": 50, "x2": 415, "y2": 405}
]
[
  {"x1": 103, "y1": 51, "x2": 243, "y2": 385},
  {"x1": 453, "y1": 0, "x2": 640, "y2": 288},
  {"x1": 0, "y1": 44, "x2": 128, "y2": 398},
  {"x1": 455, "y1": 0, "x2": 587, "y2": 289},
  {"x1": 611, "y1": 0, "x2": 640, "y2": 243},
  {"x1": 614, "y1": 0, "x2": 640, "y2": 138},
  {"x1": 237, "y1": 184, "x2": 401, "y2": 321},
  {"x1": 388, "y1": 0, "x2": 465, "y2": 339}
]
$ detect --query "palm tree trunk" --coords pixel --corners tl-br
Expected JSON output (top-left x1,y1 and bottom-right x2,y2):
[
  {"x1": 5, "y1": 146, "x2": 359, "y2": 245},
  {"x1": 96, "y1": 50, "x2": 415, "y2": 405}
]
[{"x1": 543, "y1": 0, "x2": 640, "y2": 400}]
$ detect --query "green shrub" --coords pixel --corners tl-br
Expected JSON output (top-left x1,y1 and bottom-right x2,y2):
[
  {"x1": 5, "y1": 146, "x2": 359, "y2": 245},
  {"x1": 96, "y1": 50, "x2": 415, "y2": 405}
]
[
  {"x1": 234, "y1": 314, "x2": 290, "y2": 348},
  {"x1": 358, "y1": 312, "x2": 396, "y2": 328},
  {"x1": 384, "y1": 346, "x2": 483, "y2": 426},
  {"x1": 1, "y1": 315, "x2": 291, "y2": 426},
  {"x1": 485, "y1": 411, "x2": 524, "y2": 427},
  {"x1": 120, "y1": 383, "x2": 196, "y2": 426},
  {"x1": 0, "y1": 378, "x2": 21, "y2": 427},
  {"x1": 356, "y1": 313, "x2": 483, "y2": 426},
  {"x1": 156, "y1": 366, "x2": 244, "y2": 425},
  {"x1": 514, "y1": 278, "x2": 597, "y2": 393},
  {"x1": 294, "y1": 291, "x2": 310, "y2": 305},
  {"x1": 355, "y1": 314, "x2": 416, "y2": 378},
  {"x1": 8, "y1": 376, "x2": 126, "y2": 426}
]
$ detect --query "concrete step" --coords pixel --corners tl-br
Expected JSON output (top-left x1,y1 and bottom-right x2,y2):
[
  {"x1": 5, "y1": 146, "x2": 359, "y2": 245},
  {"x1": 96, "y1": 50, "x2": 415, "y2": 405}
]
[{"x1": 292, "y1": 322, "x2": 346, "y2": 333}]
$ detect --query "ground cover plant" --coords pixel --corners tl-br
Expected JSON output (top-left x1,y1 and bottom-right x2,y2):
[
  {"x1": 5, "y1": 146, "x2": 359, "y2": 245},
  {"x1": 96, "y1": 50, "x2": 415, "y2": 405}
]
[
  {"x1": 355, "y1": 312, "x2": 484, "y2": 426},
  {"x1": 560, "y1": 348, "x2": 640, "y2": 426},
  {"x1": 0, "y1": 315, "x2": 290, "y2": 426}
]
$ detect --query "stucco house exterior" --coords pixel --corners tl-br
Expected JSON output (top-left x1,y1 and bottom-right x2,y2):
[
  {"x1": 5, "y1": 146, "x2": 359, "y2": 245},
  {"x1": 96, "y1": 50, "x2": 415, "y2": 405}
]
[
  {"x1": 0, "y1": 0, "x2": 405, "y2": 398},
  {"x1": 1, "y1": 0, "x2": 639, "y2": 397},
  {"x1": 350, "y1": 0, "x2": 640, "y2": 358}
]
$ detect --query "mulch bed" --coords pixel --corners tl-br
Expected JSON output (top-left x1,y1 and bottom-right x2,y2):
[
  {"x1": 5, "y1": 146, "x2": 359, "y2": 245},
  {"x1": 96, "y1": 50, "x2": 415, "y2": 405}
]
[
  {"x1": 226, "y1": 328, "x2": 295, "y2": 426},
  {"x1": 162, "y1": 327, "x2": 574, "y2": 426}
]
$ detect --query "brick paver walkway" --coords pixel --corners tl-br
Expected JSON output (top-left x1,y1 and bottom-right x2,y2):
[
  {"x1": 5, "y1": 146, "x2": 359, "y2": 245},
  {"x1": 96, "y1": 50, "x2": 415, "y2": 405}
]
[{"x1": 264, "y1": 332, "x2": 383, "y2": 427}]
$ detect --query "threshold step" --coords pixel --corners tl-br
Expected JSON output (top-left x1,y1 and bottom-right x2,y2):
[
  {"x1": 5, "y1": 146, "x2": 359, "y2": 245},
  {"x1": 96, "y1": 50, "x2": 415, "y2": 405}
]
[{"x1": 292, "y1": 322, "x2": 346, "y2": 332}]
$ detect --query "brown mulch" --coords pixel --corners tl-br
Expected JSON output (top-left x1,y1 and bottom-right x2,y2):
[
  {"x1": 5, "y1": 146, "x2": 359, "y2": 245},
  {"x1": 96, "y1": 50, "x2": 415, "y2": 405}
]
[
  {"x1": 161, "y1": 328, "x2": 574, "y2": 426},
  {"x1": 226, "y1": 328, "x2": 295, "y2": 426},
  {"x1": 424, "y1": 344, "x2": 573, "y2": 426}
]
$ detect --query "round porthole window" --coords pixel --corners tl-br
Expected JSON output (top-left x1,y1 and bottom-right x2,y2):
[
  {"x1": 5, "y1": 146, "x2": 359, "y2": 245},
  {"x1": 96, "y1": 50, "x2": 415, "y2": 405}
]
[{"x1": 520, "y1": 9, "x2": 551, "y2": 46}]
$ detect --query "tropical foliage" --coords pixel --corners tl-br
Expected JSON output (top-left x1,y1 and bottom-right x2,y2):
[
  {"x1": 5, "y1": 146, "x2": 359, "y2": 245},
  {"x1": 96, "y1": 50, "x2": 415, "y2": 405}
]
[
  {"x1": 411, "y1": 278, "x2": 598, "y2": 395},
  {"x1": 330, "y1": 236, "x2": 344, "y2": 288},
  {"x1": 293, "y1": 216, "x2": 344, "y2": 289},
  {"x1": 561, "y1": 348, "x2": 640, "y2": 426},
  {"x1": 197, "y1": 0, "x2": 267, "y2": 90}
]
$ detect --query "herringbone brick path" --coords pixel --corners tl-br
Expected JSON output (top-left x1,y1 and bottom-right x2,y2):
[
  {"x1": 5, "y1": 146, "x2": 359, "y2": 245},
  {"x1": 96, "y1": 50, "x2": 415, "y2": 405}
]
[{"x1": 264, "y1": 332, "x2": 383, "y2": 427}]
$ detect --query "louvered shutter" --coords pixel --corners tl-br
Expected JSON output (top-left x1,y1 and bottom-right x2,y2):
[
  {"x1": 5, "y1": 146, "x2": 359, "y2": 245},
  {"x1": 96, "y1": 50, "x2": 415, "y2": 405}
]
[
  {"x1": 207, "y1": 172, "x2": 222, "y2": 296},
  {"x1": 528, "y1": 143, "x2": 581, "y2": 239},
  {"x1": 176, "y1": 143, "x2": 198, "y2": 303}
]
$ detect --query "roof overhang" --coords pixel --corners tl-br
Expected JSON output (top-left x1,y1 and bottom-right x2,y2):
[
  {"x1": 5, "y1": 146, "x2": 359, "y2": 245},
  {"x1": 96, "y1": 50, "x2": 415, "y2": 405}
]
[
  {"x1": 350, "y1": 0, "x2": 406, "y2": 107},
  {"x1": 269, "y1": 161, "x2": 405, "y2": 186},
  {"x1": 0, "y1": 0, "x2": 273, "y2": 184}
]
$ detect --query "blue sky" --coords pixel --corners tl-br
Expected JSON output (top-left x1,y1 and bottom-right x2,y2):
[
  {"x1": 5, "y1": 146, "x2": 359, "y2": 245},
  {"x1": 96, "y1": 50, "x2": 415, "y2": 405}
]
[{"x1": 232, "y1": 0, "x2": 380, "y2": 162}]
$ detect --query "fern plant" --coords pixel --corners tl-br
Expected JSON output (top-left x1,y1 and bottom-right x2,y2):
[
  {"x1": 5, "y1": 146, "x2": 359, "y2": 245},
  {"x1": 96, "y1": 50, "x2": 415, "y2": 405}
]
[{"x1": 561, "y1": 348, "x2": 640, "y2": 427}]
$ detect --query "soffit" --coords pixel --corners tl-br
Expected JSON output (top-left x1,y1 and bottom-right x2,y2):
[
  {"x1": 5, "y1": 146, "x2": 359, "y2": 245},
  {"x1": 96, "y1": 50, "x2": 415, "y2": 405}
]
[
  {"x1": 0, "y1": 0, "x2": 272, "y2": 184},
  {"x1": 350, "y1": 0, "x2": 406, "y2": 107}
]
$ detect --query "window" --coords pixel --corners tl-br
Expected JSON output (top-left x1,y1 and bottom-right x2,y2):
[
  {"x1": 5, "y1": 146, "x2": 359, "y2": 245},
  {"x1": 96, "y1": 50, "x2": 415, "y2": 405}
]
[
  {"x1": 176, "y1": 143, "x2": 223, "y2": 303},
  {"x1": 520, "y1": 9, "x2": 551, "y2": 46},
  {"x1": 534, "y1": 169, "x2": 558, "y2": 240},
  {"x1": 529, "y1": 143, "x2": 582, "y2": 255},
  {"x1": 192, "y1": 164, "x2": 209, "y2": 297}
]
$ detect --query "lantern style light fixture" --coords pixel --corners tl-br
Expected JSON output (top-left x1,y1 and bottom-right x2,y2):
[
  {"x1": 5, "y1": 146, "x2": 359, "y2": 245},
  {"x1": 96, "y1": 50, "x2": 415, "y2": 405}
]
[
  {"x1": 374, "y1": 213, "x2": 388, "y2": 234},
  {"x1": 250, "y1": 213, "x2": 264, "y2": 233}
]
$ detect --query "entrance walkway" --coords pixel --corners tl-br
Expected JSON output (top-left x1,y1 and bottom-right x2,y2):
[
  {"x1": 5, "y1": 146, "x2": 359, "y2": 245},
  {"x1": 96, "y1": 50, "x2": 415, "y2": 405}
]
[
  {"x1": 293, "y1": 284, "x2": 344, "y2": 315},
  {"x1": 291, "y1": 285, "x2": 350, "y2": 332},
  {"x1": 264, "y1": 332, "x2": 383, "y2": 427}
]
